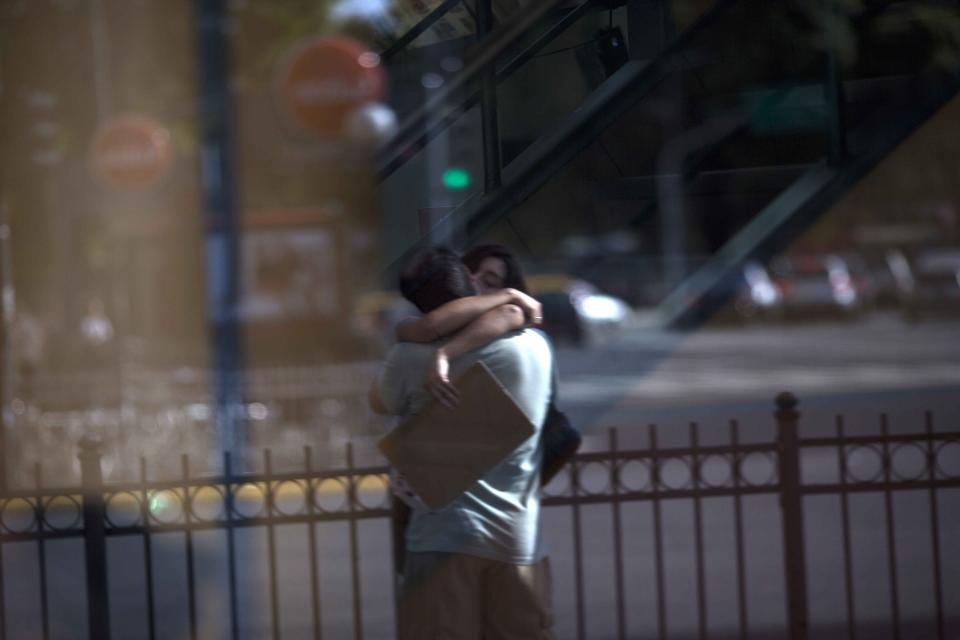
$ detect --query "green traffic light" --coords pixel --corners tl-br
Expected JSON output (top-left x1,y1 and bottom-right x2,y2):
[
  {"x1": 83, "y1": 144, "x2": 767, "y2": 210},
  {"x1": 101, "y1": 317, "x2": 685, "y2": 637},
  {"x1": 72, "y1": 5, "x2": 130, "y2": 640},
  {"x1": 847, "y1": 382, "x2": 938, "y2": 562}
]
[{"x1": 442, "y1": 167, "x2": 472, "y2": 190}]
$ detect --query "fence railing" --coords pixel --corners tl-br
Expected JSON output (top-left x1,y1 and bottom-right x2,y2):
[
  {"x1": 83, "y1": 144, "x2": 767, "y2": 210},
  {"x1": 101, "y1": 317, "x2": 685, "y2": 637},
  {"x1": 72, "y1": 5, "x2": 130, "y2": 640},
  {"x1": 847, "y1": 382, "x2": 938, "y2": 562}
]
[{"x1": 0, "y1": 392, "x2": 958, "y2": 639}]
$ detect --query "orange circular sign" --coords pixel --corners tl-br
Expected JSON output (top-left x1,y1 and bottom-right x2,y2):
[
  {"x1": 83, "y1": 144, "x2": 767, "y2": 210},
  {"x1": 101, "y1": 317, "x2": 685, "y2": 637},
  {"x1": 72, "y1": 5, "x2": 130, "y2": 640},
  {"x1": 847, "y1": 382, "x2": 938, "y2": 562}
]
[
  {"x1": 277, "y1": 37, "x2": 386, "y2": 137},
  {"x1": 89, "y1": 115, "x2": 173, "y2": 190}
]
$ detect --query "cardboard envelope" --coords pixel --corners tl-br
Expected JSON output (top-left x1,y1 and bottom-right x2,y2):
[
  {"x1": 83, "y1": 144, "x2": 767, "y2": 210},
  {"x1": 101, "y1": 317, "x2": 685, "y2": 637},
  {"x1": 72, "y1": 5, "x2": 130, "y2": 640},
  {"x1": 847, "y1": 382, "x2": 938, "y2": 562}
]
[{"x1": 377, "y1": 361, "x2": 536, "y2": 510}]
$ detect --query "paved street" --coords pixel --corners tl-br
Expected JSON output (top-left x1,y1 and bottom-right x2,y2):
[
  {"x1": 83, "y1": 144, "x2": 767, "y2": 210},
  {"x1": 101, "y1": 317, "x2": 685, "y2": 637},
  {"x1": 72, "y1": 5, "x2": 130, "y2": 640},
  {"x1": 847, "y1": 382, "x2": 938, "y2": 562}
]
[{"x1": 556, "y1": 312, "x2": 960, "y2": 438}]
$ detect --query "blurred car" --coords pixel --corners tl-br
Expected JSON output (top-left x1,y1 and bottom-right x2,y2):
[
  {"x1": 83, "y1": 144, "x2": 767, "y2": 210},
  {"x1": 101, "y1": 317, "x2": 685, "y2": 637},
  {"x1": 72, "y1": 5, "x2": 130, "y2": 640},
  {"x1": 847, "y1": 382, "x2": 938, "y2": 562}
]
[
  {"x1": 837, "y1": 253, "x2": 880, "y2": 310},
  {"x1": 667, "y1": 260, "x2": 783, "y2": 327},
  {"x1": 722, "y1": 262, "x2": 784, "y2": 322},
  {"x1": 888, "y1": 248, "x2": 960, "y2": 320},
  {"x1": 857, "y1": 251, "x2": 903, "y2": 310},
  {"x1": 769, "y1": 254, "x2": 869, "y2": 319},
  {"x1": 526, "y1": 274, "x2": 632, "y2": 346}
]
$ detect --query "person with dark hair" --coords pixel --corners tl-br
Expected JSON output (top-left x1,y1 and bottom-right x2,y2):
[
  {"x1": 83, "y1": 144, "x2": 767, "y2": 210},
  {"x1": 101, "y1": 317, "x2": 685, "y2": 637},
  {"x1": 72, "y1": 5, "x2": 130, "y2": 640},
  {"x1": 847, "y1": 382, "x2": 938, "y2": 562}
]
[
  {"x1": 370, "y1": 246, "x2": 555, "y2": 640},
  {"x1": 462, "y1": 243, "x2": 529, "y2": 293},
  {"x1": 395, "y1": 244, "x2": 549, "y2": 407},
  {"x1": 394, "y1": 245, "x2": 542, "y2": 407},
  {"x1": 398, "y1": 246, "x2": 478, "y2": 313}
]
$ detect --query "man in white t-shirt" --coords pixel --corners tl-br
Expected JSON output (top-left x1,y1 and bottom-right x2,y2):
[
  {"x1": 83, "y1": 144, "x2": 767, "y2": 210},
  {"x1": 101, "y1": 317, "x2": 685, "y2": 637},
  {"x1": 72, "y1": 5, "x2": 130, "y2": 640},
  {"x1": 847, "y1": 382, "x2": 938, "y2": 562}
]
[{"x1": 370, "y1": 246, "x2": 554, "y2": 639}]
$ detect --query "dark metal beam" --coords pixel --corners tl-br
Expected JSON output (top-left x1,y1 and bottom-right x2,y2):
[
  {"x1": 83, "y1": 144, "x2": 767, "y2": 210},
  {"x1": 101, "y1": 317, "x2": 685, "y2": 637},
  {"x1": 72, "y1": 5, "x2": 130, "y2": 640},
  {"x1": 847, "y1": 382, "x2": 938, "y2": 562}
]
[
  {"x1": 377, "y1": 0, "x2": 571, "y2": 178},
  {"x1": 377, "y1": 1, "x2": 597, "y2": 181},
  {"x1": 496, "y1": 0, "x2": 595, "y2": 80},
  {"x1": 380, "y1": 0, "x2": 739, "y2": 278},
  {"x1": 380, "y1": 0, "x2": 465, "y2": 63}
]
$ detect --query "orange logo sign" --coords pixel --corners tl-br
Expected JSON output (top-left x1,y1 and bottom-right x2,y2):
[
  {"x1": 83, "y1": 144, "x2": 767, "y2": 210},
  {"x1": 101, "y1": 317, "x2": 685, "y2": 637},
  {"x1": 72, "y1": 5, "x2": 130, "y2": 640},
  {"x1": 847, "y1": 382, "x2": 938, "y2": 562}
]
[
  {"x1": 277, "y1": 37, "x2": 386, "y2": 137},
  {"x1": 89, "y1": 115, "x2": 173, "y2": 190}
]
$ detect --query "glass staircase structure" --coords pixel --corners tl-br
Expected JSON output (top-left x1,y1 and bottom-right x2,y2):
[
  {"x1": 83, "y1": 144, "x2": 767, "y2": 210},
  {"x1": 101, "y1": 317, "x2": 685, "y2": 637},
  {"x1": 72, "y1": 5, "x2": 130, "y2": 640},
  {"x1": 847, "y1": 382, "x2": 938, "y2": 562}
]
[{"x1": 375, "y1": 0, "x2": 960, "y2": 327}]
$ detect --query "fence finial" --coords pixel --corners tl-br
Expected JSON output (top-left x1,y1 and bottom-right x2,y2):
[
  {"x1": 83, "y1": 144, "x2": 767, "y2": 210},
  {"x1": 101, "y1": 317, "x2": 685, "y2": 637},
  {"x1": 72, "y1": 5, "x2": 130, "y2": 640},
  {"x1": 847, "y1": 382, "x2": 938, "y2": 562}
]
[
  {"x1": 775, "y1": 391, "x2": 798, "y2": 412},
  {"x1": 78, "y1": 436, "x2": 105, "y2": 490}
]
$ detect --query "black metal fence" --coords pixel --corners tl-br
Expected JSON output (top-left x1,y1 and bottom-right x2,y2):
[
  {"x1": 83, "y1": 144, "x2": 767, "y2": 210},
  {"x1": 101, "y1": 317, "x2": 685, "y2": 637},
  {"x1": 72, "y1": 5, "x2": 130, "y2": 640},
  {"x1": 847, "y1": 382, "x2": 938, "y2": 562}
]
[{"x1": 0, "y1": 392, "x2": 957, "y2": 639}]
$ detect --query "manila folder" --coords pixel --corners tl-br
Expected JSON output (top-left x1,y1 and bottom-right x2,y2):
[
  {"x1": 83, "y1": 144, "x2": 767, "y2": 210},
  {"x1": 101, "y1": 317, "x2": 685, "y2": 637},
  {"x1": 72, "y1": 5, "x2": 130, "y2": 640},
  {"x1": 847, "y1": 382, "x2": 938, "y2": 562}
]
[{"x1": 377, "y1": 361, "x2": 536, "y2": 510}]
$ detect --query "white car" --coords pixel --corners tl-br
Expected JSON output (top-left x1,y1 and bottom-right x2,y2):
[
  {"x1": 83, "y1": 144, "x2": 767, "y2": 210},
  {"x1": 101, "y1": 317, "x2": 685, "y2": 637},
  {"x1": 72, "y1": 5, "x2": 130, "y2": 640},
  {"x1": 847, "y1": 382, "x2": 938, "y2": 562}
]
[{"x1": 527, "y1": 274, "x2": 632, "y2": 346}]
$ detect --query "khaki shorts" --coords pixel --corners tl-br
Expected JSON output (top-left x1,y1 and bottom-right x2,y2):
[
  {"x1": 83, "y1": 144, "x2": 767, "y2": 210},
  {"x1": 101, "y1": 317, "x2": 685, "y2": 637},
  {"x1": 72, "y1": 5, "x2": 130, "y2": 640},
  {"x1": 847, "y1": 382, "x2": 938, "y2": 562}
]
[{"x1": 399, "y1": 552, "x2": 554, "y2": 640}]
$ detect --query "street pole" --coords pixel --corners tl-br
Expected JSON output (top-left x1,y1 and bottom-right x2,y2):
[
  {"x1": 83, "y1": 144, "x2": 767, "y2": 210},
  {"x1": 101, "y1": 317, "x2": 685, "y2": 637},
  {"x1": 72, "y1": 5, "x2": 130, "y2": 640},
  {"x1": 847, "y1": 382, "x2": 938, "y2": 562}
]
[
  {"x1": 0, "y1": 202, "x2": 12, "y2": 493},
  {"x1": 477, "y1": 0, "x2": 501, "y2": 193},
  {"x1": 89, "y1": 0, "x2": 112, "y2": 118},
  {"x1": 197, "y1": 0, "x2": 245, "y2": 467}
]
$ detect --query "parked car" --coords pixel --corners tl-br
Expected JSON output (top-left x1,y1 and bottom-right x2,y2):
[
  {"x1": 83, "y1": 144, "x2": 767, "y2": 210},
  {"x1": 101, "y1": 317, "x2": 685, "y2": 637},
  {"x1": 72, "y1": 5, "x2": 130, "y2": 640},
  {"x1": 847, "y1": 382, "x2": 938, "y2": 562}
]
[
  {"x1": 671, "y1": 260, "x2": 784, "y2": 327},
  {"x1": 721, "y1": 261, "x2": 784, "y2": 322},
  {"x1": 889, "y1": 248, "x2": 960, "y2": 320},
  {"x1": 856, "y1": 251, "x2": 903, "y2": 310},
  {"x1": 769, "y1": 254, "x2": 868, "y2": 319},
  {"x1": 526, "y1": 274, "x2": 632, "y2": 346}
]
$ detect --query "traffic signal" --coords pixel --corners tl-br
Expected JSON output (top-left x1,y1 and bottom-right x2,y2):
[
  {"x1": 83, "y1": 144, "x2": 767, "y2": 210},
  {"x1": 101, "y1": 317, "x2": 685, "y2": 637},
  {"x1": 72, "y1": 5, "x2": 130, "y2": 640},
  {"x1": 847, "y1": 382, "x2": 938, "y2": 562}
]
[{"x1": 442, "y1": 167, "x2": 472, "y2": 190}]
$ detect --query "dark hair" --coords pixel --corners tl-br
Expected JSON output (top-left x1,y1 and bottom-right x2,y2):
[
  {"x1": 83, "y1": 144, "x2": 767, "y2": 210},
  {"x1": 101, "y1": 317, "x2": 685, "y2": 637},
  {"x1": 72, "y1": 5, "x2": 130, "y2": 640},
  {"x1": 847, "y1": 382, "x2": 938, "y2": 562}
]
[
  {"x1": 461, "y1": 243, "x2": 529, "y2": 293},
  {"x1": 399, "y1": 246, "x2": 478, "y2": 313}
]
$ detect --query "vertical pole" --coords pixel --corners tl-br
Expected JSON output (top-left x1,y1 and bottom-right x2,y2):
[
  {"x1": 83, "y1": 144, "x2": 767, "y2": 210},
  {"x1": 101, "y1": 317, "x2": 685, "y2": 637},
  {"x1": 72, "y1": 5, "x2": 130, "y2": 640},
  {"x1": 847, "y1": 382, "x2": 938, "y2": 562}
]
[
  {"x1": 691, "y1": 422, "x2": 707, "y2": 640},
  {"x1": 264, "y1": 450, "x2": 281, "y2": 640},
  {"x1": 822, "y1": 0, "x2": 847, "y2": 167},
  {"x1": 0, "y1": 204, "x2": 13, "y2": 494},
  {"x1": 609, "y1": 428, "x2": 626, "y2": 640},
  {"x1": 223, "y1": 451, "x2": 240, "y2": 640},
  {"x1": 647, "y1": 0, "x2": 686, "y2": 295},
  {"x1": 776, "y1": 392, "x2": 807, "y2": 640},
  {"x1": 79, "y1": 437, "x2": 111, "y2": 640},
  {"x1": 879, "y1": 415, "x2": 901, "y2": 640},
  {"x1": 477, "y1": 0, "x2": 502, "y2": 193},
  {"x1": 649, "y1": 424, "x2": 668, "y2": 640},
  {"x1": 390, "y1": 494, "x2": 405, "y2": 639},
  {"x1": 0, "y1": 196, "x2": 16, "y2": 639},
  {"x1": 139, "y1": 458, "x2": 158, "y2": 640},
  {"x1": 730, "y1": 420, "x2": 749, "y2": 640},
  {"x1": 34, "y1": 464, "x2": 50, "y2": 640},
  {"x1": 182, "y1": 454, "x2": 198, "y2": 640},
  {"x1": 570, "y1": 456, "x2": 586, "y2": 640},
  {"x1": 304, "y1": 447, "x2": 324, "y2": 640},
  {"x1": 89, "y1": 0, "x2": 112, "y2": 119},
  {"x1": 0, "y1": 518, "x2": 5, "y2": 640},
  {"x1": 197, "y1": 0, "x2": 245, "y2": 466},
  {"x1": 836, "y1": 416, "x2": 857, "y2": 640},
  {"x1": 346, "y1": 443, "x2": 364, "y2": 640},
  {"x1": 924, "y1": 412, "x2": 945, "y2": 640}
]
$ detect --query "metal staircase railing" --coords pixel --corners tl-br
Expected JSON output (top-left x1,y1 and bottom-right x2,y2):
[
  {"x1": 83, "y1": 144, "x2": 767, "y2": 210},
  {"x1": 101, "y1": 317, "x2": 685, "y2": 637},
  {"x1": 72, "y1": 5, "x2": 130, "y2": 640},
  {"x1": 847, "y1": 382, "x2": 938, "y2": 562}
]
[
  {"x1": 379, "y1": 0, "x2": 739, "y2": 276},
  {"x1": 379, "y1": 0, "x2": 471, "y2": 64},
  {"x1": 377, "y1": 0, "x2": 583, "y2": 181},
  {"x1": 377, "y1": 0, "x2": 958, "y2": 335},
  {"x1": 657, "y1": 73, "x2": 960, "y2": 328}
]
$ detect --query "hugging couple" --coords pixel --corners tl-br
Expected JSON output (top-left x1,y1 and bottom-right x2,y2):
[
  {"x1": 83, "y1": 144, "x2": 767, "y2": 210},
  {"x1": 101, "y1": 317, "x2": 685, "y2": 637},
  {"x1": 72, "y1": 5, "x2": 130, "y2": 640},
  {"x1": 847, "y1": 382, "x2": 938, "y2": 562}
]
[{"x1": 370, "y1": 244, "x2": 570, "y2": 640}]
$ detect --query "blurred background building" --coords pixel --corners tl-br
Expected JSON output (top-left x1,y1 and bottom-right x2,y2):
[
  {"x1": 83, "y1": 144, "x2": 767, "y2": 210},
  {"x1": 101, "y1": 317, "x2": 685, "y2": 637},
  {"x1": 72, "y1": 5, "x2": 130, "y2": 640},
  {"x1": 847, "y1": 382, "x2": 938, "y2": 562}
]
[{"x1": 1, "y1": 0, "x2": 959, "y2": 486}]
